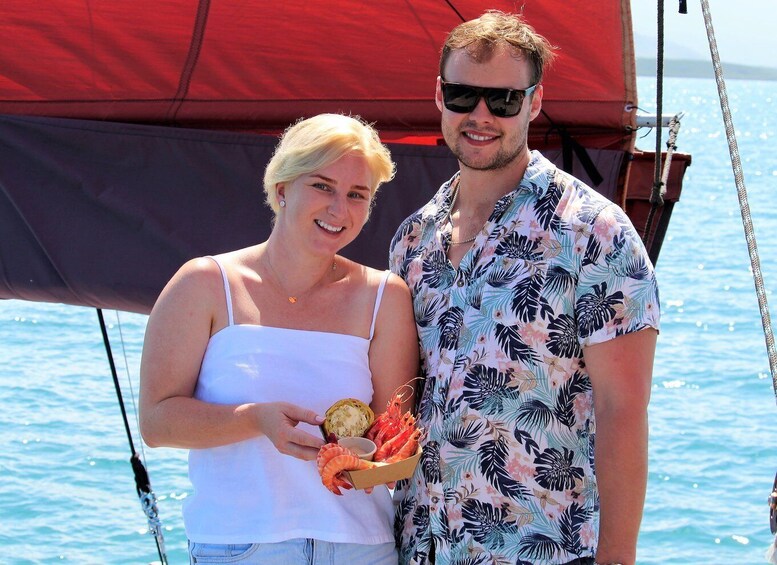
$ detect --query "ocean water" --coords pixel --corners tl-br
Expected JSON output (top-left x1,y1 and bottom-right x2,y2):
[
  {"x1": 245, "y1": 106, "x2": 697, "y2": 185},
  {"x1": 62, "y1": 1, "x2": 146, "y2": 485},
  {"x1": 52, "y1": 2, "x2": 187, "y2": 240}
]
[{"x1": 1, "y1": 76, "x2": 776, "y2": 564}]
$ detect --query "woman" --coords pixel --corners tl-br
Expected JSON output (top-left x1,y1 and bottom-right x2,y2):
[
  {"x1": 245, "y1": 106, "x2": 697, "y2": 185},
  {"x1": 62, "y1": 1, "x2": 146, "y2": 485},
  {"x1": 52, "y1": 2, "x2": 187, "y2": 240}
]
[{"x1": 139, "y1": 114, "x2": 419, "y2": 564}]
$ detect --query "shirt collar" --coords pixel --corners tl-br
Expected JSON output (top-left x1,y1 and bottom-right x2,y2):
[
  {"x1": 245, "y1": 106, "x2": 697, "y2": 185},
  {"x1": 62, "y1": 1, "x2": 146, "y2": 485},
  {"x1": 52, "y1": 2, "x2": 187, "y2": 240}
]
[
  {"x1": 518, "y1": 150, "x2": 554, "y2": 200},
  {"x1": 419, "y1": 150, "x2": 554, "y2": 227}
]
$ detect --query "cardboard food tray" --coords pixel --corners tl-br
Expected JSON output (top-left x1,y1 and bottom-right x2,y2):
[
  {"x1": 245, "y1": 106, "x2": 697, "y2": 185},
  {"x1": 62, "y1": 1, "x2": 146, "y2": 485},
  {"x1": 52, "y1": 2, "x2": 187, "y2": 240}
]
[{"x1": 344, "y1": 448, "x2": 422, "y2": 490}]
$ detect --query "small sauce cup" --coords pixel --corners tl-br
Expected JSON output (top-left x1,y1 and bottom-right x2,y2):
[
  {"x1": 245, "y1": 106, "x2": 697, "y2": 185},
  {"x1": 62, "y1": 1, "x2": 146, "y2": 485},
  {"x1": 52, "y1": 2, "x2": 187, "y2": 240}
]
[{"x1": 339, "y1": 437, "x2": 377, "y2": 461}]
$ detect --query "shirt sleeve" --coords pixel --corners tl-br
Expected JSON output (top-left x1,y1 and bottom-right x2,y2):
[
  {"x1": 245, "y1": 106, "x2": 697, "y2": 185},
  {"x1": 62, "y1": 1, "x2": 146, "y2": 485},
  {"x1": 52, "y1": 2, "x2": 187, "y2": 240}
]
[
  {"x1": 388, "y1": 222, "x2": 407, "y2": 277},
  {"x1": 575, "y1": 203, "x2": 660, "y2": 348}
]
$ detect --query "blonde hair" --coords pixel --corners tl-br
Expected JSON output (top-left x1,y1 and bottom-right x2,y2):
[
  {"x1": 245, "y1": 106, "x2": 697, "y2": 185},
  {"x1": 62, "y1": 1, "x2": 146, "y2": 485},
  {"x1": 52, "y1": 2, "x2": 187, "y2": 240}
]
[
  {"x1": 263, "y1": 114, "x2": 395, "y2": 214},
  {"x1": 440, "y1": 10, "x2": 557, "y2": 85}
]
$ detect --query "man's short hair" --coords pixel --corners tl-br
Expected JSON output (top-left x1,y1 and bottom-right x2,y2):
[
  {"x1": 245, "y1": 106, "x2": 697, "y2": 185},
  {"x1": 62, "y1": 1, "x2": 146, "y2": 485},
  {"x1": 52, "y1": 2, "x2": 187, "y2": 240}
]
[{"x1": 440, "y1": 10, "x2": 557, "y2": 85}]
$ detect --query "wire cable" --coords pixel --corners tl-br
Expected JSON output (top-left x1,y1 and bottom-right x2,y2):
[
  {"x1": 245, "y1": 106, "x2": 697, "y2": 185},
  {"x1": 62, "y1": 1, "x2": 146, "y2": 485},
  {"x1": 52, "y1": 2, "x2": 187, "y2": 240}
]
[{"x1": 96, "y1": 309, "x2": 168, "y2": 564}]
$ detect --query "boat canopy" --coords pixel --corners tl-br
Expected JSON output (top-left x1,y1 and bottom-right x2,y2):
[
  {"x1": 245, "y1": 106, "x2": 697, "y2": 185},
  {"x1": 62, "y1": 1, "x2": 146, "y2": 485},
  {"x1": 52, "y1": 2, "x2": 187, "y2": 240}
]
[{"x1": 0, "y1": 0, "x2": 688, "y2": 314}]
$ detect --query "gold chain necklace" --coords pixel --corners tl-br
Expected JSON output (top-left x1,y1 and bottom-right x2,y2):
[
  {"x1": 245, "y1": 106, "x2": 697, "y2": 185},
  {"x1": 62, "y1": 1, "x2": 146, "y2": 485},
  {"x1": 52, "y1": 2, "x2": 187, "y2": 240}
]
[
  {"x1": 447, "y1": 181, "x2": 481, "y2": 246},
  {"x1": 264, "y1": 253, "x2": 336, "y2": 304}
]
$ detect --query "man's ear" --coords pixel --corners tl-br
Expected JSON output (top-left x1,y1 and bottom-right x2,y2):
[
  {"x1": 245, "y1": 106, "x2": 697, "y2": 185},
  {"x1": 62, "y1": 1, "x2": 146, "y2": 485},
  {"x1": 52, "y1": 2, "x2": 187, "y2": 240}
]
[
  {"x1": 435, "y1": 76, "x2": 444, "y2": 113},
  {"x1": 528, "y1": 84, "x2": 543, "y2": 122}
]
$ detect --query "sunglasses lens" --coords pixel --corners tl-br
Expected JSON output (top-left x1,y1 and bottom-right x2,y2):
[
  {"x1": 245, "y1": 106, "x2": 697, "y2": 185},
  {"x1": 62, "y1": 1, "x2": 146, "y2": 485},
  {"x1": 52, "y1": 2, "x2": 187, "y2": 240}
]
[
  {"x1": 442, "y1": 83, "x2": 527, "y2": 117},
  {"x1": 442, "y1": 84, "x2": 480, "y2": 113},
  {"x1": 486, "y1": 90, "x2": 523, "y2": 118}
]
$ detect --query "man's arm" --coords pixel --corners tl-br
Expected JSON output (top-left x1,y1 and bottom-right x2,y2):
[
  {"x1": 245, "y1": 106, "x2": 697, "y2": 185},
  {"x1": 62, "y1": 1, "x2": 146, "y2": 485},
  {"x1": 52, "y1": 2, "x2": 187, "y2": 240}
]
[{"x1": 584, "y1": 327, "x2": 657, "y2": 565}]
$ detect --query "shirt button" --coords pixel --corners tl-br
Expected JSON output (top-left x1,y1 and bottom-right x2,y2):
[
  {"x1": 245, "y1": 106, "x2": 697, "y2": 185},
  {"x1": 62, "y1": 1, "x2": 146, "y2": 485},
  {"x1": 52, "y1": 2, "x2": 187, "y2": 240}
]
[{"x1": 457, "y1": 279, "x2": 465, "y2": 287}]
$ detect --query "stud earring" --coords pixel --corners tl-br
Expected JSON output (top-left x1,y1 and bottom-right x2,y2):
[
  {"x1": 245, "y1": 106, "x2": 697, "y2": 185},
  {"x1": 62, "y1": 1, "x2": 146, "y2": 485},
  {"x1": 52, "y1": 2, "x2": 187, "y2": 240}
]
[{"x1": 279, "y1": 200, "x2": 286, "y2": 208}]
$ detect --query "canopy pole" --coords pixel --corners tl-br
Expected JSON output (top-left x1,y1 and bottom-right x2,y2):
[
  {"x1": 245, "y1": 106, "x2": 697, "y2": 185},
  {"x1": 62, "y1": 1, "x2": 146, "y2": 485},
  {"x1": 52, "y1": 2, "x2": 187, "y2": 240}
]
[{"x1": 96, "y1": 308, "x2": 168, "y2": 564}]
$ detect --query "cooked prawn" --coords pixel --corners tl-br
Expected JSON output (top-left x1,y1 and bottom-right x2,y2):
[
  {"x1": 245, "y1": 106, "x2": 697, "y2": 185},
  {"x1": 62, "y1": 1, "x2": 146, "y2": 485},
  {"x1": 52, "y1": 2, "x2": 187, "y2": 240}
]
[
  {"x1": 366, "y1": 383, "x2": 415, "y2": 448},
  {"x1": 384, "y1": 429, "x2": 421, "y2": 464},
  {"x1": 316, "y1": 443, "x2": 355, "y2": 493},
  {"x1": 317, "y1": 444, "x2": 375, "y2": 495},
  {"x1": 374, "y1": 424, "x2": 416, "y2": 462}
]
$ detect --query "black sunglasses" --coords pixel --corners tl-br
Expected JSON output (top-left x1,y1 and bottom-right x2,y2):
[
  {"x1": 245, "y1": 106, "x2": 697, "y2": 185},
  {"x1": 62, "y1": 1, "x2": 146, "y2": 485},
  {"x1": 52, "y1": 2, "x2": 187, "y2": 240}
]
[{"x1": 440, "y1": 80, "x2": 537, "y2": 118}]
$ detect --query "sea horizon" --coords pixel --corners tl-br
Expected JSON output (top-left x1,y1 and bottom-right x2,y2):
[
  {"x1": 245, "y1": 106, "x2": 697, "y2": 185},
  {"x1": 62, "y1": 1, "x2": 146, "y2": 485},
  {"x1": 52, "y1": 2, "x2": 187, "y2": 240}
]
[{"x1": 636, "y1": 57, "x2": 777, "y2": 82}]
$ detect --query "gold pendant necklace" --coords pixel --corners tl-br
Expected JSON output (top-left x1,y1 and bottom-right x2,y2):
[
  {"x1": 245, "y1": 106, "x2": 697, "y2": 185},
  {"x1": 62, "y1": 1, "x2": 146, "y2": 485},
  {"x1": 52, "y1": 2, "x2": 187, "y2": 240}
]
[{"x1": 264, "y1": 253, "x2": 337, "y2": 304}]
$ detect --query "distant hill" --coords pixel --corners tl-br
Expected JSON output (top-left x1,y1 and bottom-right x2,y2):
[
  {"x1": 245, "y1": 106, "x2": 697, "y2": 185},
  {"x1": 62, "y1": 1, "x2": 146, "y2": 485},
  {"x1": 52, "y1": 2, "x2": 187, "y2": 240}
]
[{"x1": 636, "y1": 57, "x2": 777, "y2": 81}]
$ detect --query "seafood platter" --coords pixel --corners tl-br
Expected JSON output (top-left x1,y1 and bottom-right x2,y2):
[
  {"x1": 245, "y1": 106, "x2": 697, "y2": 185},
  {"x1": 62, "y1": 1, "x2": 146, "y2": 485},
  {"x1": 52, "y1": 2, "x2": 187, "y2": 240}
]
[{"x1": 316, "y1": 394, "x2": 422, "y2": 494}]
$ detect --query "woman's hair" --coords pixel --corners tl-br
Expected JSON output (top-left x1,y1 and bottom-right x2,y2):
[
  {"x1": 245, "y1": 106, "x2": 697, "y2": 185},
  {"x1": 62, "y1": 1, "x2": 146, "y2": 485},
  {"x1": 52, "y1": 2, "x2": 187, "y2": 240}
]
[
  {"x1": 439, "y1": 10, "x2": 557, "y2": 86},
  {"x1": 263, "y1": 113, "x2": 396, "y2": 214}
]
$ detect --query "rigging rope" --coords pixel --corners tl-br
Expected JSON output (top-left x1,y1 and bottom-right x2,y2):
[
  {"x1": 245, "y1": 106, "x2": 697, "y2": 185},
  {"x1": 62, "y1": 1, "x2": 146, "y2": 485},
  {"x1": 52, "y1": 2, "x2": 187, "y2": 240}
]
[
  {"x1": 697, "y1": 0, "x2": 777, "y2": 536},
  {"x1": 96, "y1": 308, "x2": 168, "y2": 564},
  {"x1": 113, "y1": 310, "x2": 147, "y2": 463},
  {"x1": 641, "y1": 0, "x2": 668, "y2": 255},
  {"x1": 699, "y1": 2, "x2": 777, "y2": 405},
  {"x1": 652, "y1": 0, "x2": 665, "y2": 207},
  {"x1": 660, "y1": 115, "x2": 682, "y2": 192},
  {"x1": 641, "y1": 112, "x2": 683, "y2": 256}
]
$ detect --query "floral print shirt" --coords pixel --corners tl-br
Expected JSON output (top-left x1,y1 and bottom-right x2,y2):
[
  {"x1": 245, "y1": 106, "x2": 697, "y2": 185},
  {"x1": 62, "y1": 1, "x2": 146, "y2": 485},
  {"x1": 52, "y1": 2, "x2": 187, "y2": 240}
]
[{"x1": 389, "y1": 151, "x2": 660, "y2": 565}]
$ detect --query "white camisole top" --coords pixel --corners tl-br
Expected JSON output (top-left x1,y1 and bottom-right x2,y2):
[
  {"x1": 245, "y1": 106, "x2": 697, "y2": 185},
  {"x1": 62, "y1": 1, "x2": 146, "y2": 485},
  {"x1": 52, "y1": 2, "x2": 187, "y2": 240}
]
[{"x1": 183, "y1": 257, "x2": 395, "y2": 544}]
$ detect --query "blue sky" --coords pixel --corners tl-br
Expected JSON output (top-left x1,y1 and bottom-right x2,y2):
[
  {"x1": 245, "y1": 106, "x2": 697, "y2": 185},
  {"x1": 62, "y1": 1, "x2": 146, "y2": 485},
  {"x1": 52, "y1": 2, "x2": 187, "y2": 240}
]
[{"x1": 630, "y1": 1, "x2": 775, "y2": 69}]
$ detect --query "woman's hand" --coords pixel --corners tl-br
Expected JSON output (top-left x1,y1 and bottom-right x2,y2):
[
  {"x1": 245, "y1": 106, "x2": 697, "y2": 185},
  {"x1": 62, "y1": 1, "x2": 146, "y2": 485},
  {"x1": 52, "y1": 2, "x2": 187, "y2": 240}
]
[{"x1": 256, "y1": 402, "x2": 326, "y2": 461}]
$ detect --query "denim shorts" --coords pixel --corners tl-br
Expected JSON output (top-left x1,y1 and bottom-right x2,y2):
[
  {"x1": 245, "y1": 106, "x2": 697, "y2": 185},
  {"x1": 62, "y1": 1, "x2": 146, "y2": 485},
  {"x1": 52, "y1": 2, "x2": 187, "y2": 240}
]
[{"x1": 188, "y1": 538, "x2": 398, "y2": 564}]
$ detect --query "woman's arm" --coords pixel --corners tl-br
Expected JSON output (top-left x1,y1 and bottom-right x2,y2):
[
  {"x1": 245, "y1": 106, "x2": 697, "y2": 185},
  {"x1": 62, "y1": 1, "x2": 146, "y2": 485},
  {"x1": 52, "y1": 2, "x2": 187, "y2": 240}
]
[
  {"x1": 368, "y1": 273, "x2": 420, "y2": 417},
  {"x1": 138, "y1": 257, "x2": 325, "y2": 460}
]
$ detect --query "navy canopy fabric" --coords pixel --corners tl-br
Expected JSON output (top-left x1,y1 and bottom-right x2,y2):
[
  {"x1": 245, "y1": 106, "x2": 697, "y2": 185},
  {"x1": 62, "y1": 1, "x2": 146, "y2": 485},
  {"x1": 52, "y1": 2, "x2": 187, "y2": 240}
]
[{"x1": 0, "y1": 114, "x2": 642, "y2": 313}]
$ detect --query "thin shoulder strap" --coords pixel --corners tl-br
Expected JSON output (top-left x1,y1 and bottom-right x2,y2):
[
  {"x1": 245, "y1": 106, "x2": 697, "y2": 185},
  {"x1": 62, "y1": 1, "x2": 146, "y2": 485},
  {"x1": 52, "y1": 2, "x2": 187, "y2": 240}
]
[
  {"x1": 369, "y1": 270, "x2": 392, "y2": 341},
  {"x1": 206, "y1": 256, "x2": 234, "y2": 326}
]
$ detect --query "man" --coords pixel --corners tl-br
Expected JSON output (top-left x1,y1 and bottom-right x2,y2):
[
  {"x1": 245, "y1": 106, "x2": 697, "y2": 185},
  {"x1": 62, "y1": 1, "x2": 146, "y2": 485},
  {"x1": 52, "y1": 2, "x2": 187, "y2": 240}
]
[{"x1": 390, "y1": 10, "x2": 658, "y2": 565}]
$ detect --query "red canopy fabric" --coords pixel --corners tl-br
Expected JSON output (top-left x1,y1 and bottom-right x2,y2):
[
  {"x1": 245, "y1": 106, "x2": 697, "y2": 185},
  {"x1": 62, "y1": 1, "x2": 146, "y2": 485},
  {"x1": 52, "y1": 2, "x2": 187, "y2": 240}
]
[
  {"x1": 0, "y1": 1, "x2": 683, "y2": 314},
  {"x1": 0, "y1": 0, "x2": 636, "y2": 148}
]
